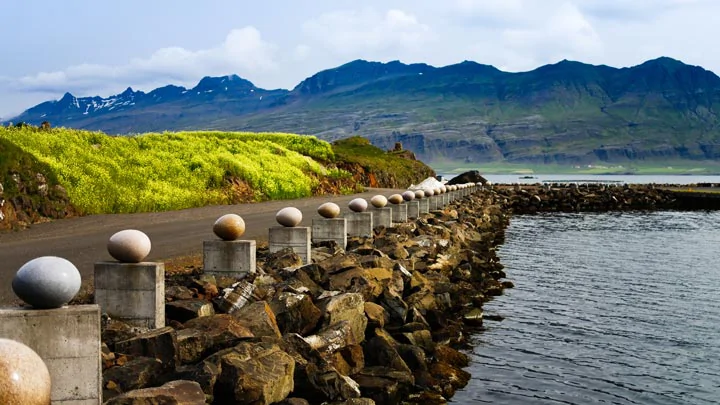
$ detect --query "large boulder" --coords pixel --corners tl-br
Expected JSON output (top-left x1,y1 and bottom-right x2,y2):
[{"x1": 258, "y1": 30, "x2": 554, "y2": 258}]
[
  {"x1": 102, "y1": 380, "x2": 206, "y2": 405},
  {"x1": 446, "y1": 170, "x2": 487, "y2": 185}
]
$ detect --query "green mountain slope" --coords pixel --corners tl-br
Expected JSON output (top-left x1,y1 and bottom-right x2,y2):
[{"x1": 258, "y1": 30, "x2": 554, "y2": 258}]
[{"x1": 7, "y1": 57, "x2": 720, "y2": 166}]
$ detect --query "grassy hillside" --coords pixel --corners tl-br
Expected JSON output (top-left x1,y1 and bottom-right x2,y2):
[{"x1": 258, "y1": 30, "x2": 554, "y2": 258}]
[
  {"x1": 0, "y1": 127, "x2": 343, "y2": 214},
  {"x1": 0, "y1": 127, "x2": 435, "y2": 230}
]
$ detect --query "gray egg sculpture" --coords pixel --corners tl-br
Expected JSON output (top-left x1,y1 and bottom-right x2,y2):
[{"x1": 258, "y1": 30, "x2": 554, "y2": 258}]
[
  {"x1": 414, "y1": 190, "x2": 425, "y2": 199},
  {"x1": 402, "y1": 190, "x2": 415, "y2": 201},
  {"x1": 213, "y1": 214, "x2": 246, "y2": 241},
  {"x1": 108, "y1": 229, "x2": 152, "y2": 263},
  {"x1": 276, "y1": 207, "x2": 302, "y2": 227},
  {"x1": 370, "y1": 195, "x2": 388, "y2": 208},
  {"x1": 388, "y1": 194, "x2": 404, "y2": 204},
  {"x1": 12, "y1": 256, "x2": 81, "y2": 309},
  {"x1": 0, "y1": 338, "x2": 51, "y2": 405},
  {"x1": 318, "y1": 202, "x2": 340, "y2": 219},
  {"x1": 348, "y1": 198, "x2": 368, "y2": 212}
]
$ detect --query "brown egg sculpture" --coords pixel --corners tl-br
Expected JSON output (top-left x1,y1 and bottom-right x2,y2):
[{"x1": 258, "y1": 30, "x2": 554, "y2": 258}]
[
  {"x1": 213, "y1": 214, "x2": 246, "y2": 241},
  {"x1": 318, "y1": 202, "x2": 341, "y2": 218}
]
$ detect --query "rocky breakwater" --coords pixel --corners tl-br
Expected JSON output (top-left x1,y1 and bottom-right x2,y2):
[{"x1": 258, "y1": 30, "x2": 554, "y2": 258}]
[
  {"x1": 493, "y1": 183, "x2": 680, "y2": 214},
  {"x1": 99, "y1": 191, "x2": 512, "y2": 405}
]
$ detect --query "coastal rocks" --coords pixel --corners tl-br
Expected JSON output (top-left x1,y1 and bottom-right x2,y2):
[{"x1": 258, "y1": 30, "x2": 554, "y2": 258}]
[
  {"x1": 213, "y1": 214, "x2": 246, "y2": 240},
  {"x1": 319, "y1": 202, "x2": 341, "y2": 219},
  {"x1": 103, "y1": 380, "x2": 206, "y2": 405},
  {"x1": 349, "y1": 198, "x2": 368, "y2": 212},
  {"x1": 370, "y1": 195, "x2": 388, "y2": 208},
  {"x1": 99, "y1": 187, "x2": 520, "y2": 404},
  {"x1": 276, "y1": 207, "x2": 303, "y2": 227},
  {"x1": 108, "y1": 229, "x2": 152, "y2": 263},
  {"x1": 209, "y1": 341, "x2": 295, "y2": 404},
  {"x1": 12, "y1": 255, "x2": 82, "y2": 308},
  {"x1": 0, "y1": 338, "x2": 51, "y2": 405}
]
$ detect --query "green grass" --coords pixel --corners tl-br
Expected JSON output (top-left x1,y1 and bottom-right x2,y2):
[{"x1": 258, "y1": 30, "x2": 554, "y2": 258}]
[{"x1": 0, "y1": 127, "x2": 338, "y2": 214}]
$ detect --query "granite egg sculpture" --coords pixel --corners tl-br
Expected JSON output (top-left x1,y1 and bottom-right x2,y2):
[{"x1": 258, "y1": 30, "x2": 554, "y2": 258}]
[
  {"x1": 370, "y1": 195, "x2": 388, "y2": 208},
  {"x1": 276, "y1": 207, "x2": 303, "y2": 227},
  {"x1": 213, "y1": 214, "x2": 246, "y2": 241},
  {"x1": 0, "y1": 338, "x2": 51, "y2": 405},
  {"x1": 348, "y1": 198, "x2": 368, "y2": 212},
  {"x1": 425, "y1": 189, "x2": 435, "y2": 196},
  {"x1": 388, "y1": 194, "x2": 404, "y2": 204},
  {"x1": 12, "y1": 256, "x2": 81, "y2": 309},
  {"x1": 317, "y1": 202, "x2": 340, "y2": 219},
  {"x1": 414, "y1": 190, "x2": 425, "y2": 199},
  {"x1": 108, "y1": 229, "x2": 152, "y2": 263},
  {"x1": 402, "y1": 190, "x2": 415, "y2": 201}
]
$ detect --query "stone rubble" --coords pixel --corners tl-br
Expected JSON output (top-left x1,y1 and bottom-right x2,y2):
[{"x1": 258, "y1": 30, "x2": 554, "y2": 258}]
[{"x1": 99, "y1": 183, "x2": 680, "y2": 404}]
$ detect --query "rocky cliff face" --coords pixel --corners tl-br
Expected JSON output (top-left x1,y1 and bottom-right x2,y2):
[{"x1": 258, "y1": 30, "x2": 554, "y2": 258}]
[{"x1": 0, "y1": 139, "x2": 78, "y2": 231}]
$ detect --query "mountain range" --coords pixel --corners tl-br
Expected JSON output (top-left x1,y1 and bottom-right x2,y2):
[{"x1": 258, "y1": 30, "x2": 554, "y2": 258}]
[{"x1": 7, "y1": 56, "x2": 720, "y2": 166}]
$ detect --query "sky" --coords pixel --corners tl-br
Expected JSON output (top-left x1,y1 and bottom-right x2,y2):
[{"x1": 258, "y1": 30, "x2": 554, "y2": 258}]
[{"x1": 0, "y1": 0, "x2": 717, "y2": 119}]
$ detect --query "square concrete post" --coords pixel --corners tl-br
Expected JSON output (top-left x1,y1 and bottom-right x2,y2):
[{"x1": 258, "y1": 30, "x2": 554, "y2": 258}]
[
  {"x1": 428, "y1": 196, "x2": 438, "y2": 211},
  {"x1": 0, "y1": 305, "x2": 102, "y2": 405},
  {"x1": 419, "y1": 198, "x2": 430, "y2": 214},
  {"x1": 371, "y1": 207, "x2": 392, "y2": 228},
  {"x1": 269, "y1": 226, "x2": 311, "y2": 264},
  {"x1": 312, "y1": 218, "x2": 347, "y2": 249},
  {"x1": 346, "y1": 211, "x2": 373, "y2": 238},
  {"x1": 391, "y1": 203, "x2": 408, "y2": 223},
  {"x1": 203, "y1": 240, "x2": 256, "y2": 278},
  {"x1": 407, "y1": 201, "x2": 420, "y2": 219},
  {"x1": 94, "y1": 262, "x2": 165, "y2": 329}
]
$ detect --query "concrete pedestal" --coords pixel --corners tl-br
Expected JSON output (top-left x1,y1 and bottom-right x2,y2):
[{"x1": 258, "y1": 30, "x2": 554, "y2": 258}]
[
  {"x1": 346, "y1": 212, "x2": 373, "y2": 238},
  {"x1": 312, "y1": 218, "x2": 347, "y2": 249},
  {"x1": 203, "y1": 240, "x2": 256, "y2": 278},
  {"x1": 429, "y1": 196, "x2": 440, "y2": 211},
  {"x1": 94, "y1": 262, "x2": 165, "y2": 329},
  {"x1": 0, "y1": 305, "x2": 101, "y2": 405},
  {"x1": 407, "y1": 201, "x2": 420, "y2": 219},
  {"x1": 419, "y1": 198, "x2": 430, "y2": 214},
  {"x1": 391, "y1": 204, "x2": 408, "y2": 223},
  {"x1": 371, "y1": 207, "x2": 392, "y2": 228},
  {"x1": 269, "y1": 226, "x2": 311, "y2": 264}
]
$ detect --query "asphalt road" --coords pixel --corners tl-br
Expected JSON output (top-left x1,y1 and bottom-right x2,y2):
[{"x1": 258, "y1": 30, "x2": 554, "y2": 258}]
[{"x1": 0, "y1": 188, "x2": 405, "y2": 305}]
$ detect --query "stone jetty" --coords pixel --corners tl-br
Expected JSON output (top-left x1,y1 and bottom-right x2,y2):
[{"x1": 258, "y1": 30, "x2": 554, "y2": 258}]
[{"x1": 14, "y1": 182, "x2": 689, "y2": 404}]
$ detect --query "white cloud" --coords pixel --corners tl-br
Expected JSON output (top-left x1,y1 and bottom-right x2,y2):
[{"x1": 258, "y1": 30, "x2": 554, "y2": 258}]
[
  {"x1": 13, "y1": 27, "x2": 278, "y2": 95},
  {"x1": 301, "y1": 8, "x2": 433, "y2": 58}
]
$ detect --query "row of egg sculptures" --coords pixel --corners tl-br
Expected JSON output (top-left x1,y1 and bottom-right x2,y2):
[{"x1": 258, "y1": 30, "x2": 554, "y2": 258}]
[{"x1": 0, "y1": 338, "x2": 52, "y2": 405}]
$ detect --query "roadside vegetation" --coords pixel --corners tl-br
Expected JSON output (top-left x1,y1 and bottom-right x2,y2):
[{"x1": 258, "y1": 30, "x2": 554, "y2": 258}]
[{"x1": 0, "y1": 127, "x2": 346, "y2": 214}]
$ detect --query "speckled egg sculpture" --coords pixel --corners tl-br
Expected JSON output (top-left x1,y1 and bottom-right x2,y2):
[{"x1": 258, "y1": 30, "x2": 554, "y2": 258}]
[
  {"x1": 370, "y1": 195, "x2": 388, "y2": 208},
  {"x1": 388, "y1": 194, "x2": 404, "y2": 204},
  {"x1": 107, "y1": 229, "x2": 152, "y2": 263},
  {"x1": 414, "y1": 190, "x2": 425, "y2": 199},
  {"x1": 425, "y1": 188, "x2": 435, "y2": 197},
  {"x1": 12, "y1": 256, "x2": 81, "y2": 309},
  {"x1": 0, "y1": 339, "x2": 51, "y2": 405},
  {"x1": 402, "y1": 190, "x2": 415, "y2": 201},
  {"x1": 348, "y1": 198, "x2": 368, "y2": 212},
  {"x1": 318, "y1": 202, "x2": 340, "y2": 219},
  {"x1": 276, "y1": 207, "x2": 302, "y2": 227},
  {"x1": 213, "y1": 214, "x2": 246, "y2": 241}
]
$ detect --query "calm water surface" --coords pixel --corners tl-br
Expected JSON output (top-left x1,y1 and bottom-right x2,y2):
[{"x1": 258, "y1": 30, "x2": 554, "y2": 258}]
[{"x1": 451, "y1": 211, "x2": 720, "y2": 404}]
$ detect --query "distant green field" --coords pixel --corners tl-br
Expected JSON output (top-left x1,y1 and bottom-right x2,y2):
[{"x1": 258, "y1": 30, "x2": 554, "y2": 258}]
[{"x1": 430, "y1": 160, "x2": 720, "y2": 176}]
